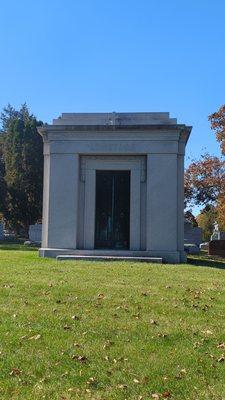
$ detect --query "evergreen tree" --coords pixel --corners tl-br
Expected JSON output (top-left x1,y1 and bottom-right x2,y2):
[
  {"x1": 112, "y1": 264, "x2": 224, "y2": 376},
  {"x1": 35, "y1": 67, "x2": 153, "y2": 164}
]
[
  {"x1": 0, "y1": 104, "x2": 43, "y2": 235},
  {"x1": 0, "y1": 135, "x2": 7, "y2": 217}
]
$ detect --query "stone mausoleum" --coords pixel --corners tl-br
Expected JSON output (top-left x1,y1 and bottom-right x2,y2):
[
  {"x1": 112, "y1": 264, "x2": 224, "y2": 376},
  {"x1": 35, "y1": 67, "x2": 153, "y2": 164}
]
[{"x1": 38, "y1": 112, "x2": 191, "y2": 263}]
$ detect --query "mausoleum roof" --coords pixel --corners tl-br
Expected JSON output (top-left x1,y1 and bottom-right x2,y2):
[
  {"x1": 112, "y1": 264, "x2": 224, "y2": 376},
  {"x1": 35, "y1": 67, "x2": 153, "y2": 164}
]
[
  {"x1": 38, "y1": 112, "x2": 192, "y2": 148},
  {"x1": 52, "y1": 112, "x2": 177, "y2": 126}
]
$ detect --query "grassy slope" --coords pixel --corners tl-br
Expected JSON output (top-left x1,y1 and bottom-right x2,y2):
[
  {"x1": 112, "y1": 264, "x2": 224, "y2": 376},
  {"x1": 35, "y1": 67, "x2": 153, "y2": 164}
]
[{"x1": 0, "y1": 243, "x2": 225, "y2": 399}]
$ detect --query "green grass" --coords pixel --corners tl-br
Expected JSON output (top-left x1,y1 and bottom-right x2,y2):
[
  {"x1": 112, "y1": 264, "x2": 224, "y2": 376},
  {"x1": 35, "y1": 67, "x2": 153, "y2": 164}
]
[{"x1": 1, "y1": 243, "x2": 225, "y2": 399}]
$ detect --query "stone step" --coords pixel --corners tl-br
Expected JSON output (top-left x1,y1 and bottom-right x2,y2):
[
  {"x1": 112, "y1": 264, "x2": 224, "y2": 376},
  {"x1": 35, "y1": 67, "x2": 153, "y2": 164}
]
[{"x1": 57, "y1": 255, "x2": 163, "y2": 263}]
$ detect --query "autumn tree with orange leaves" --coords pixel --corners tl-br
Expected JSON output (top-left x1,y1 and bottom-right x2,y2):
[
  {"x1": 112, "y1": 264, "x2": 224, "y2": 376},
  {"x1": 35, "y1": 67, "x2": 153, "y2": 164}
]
[
  {"x1": 184, "y1": 154, "x2": 225, "y2": 207},
  {"x1": 185, "y1": 105, "x2": 225, "y2": 233},
  {"x1": 209, "y1": 105, "x2": 225, "y2": 156}
]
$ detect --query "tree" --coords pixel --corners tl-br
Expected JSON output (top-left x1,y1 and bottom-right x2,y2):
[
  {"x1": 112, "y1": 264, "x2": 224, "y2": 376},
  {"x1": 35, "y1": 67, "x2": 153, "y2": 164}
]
[
  {"x1": 184, "y1": 153, "x2": 225, "y2": 231},
  {"x1": 196, "y1": 205, "x2": 217, "y2": 242},
  {"x1": 0, "y1": 104, "x2": 43, "y2": 235},
  {"x1": 184, "y1": 106, "x2": 225, "y2": 234},
  {"x1": 184, "y1": 154, "x2": 225, "y2": 208},
  {"x1": 209, "y1": 105, "x2": 225, "y2": 155},
  {"x1": 0, "y1": 135, "x2": 7, "y2": 216}
]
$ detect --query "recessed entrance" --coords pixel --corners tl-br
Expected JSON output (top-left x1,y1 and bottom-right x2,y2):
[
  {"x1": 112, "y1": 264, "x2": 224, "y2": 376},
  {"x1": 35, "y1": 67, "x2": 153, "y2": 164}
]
[{"x1": 95, "y1": 170, "x2": 130, "y2": 249}]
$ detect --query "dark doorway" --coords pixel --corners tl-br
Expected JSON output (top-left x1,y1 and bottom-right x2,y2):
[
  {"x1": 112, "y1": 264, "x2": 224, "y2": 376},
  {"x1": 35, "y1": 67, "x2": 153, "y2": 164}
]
[{"x1": 95, "y1": 170, "x2": 130, "y2": 249}]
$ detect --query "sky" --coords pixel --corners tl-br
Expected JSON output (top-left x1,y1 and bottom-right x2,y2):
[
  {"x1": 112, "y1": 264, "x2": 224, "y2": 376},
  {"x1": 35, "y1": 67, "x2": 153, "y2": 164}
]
[{"x1": 0, "y1": 0, "x2": 225, "y2": 164}]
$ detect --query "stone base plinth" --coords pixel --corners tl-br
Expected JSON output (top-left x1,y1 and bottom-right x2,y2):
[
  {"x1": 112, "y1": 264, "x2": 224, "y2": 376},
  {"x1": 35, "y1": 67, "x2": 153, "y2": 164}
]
[
  {"x1": 57, "y1": 255, "x2": 163, "y2": 263},
  {"x1": 39, "y1": 248, "x2": 186, "y2": 264}
]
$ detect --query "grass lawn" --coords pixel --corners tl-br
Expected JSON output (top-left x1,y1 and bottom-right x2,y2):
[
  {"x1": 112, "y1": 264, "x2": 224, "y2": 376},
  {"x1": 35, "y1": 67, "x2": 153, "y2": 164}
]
[{"x1": 1, "y1": 243, "x2": 225, "y2": 399}]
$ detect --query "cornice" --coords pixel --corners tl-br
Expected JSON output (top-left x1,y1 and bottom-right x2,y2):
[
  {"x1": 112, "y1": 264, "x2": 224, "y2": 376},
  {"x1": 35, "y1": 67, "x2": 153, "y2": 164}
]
[
  {"x1": 38, "y1": 123, "x2": 190, "y2": 133},
  {"x1": 38, "y1": 124, "x2": 192, "y2": 146}
]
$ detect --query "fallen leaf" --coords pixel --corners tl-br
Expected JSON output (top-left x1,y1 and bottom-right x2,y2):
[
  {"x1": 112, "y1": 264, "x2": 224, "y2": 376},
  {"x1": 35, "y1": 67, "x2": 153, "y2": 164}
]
[
  {"x1": 71, "y1": 315, "x2": 80, "y2": 321},
  {"x1": 202, "y1": 330, "x2": 213, "y2": 335},
  {"x1": 117, "y1": 384, "x2": 128, "y2": 389},
  {"x1": 61, "y1": 372, "x2": 69, "y2": 377},
  {"x1": 68, "y1": 388, "x2": 76, "y2": 392},
  {"x1": 9, "y1": 368, "x2": 21, "y2": 376},
  {"x1": 20, "y1": 335, "x2": 28, "y2": 340},
  {"x1": 150, "y1": 319, "x2": 157, "y2": 325},
  {"x1": 87, "y1": 376, "x2": 98, "y2": 387},
  {"x1": 63, "y1": 325, "x2": 71, "y2": 330},
  {"x1": 28, "y1": 334, "x2": 41, "y2": 340},
  {"x1": 133, "y1": 378, "x2": 140, "y2": 384},
  {"x1": 162, "y1": 391, "x2": 171, "y2": 398},
  {"x1": 151, "y1": 394, "x2": 159, "y2": 399},
  {"x1": 218, "y1": 355, "x2": 225, "y2": 362},
  {"x1": 72, "y1": 355, "x2": 88, "y2": 363},
  {"x1": 217, "y1": 343, "x2": 225, "y2": 349},
  {"x1": 103, "y1": 340, "x2": 114, "y2": 349}
]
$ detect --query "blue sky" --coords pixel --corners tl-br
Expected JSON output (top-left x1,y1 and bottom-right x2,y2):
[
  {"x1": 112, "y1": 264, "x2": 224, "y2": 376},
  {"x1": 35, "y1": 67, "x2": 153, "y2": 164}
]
[{"x1": 0, "y1": 0, "x2": 225, "y2": 163}]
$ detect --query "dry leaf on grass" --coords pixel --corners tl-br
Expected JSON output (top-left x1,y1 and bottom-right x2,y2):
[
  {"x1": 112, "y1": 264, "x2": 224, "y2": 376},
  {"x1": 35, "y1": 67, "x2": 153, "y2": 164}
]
[
  {"x1": 217, "y1": 343, "x2": 225, "y2": 349},
  {"x1": 117, "y1": 384, "x2": 128, "y2": 389},
  {"x1": 72, "y1": 355, "x2": 88, "y2": 363},
  {"x1": 71, "y1": 315, "x2": 80, "y2": 321},
  {"x1": 63, "y1": 325, "x2": 71, "y2": 330},
  {"x1": 103, "y1": 340, "x2": 114, "y2": 349},
  {"x1": 201, "y1": 330, "x2": 213, "y2": 335},
  {"x1": 162, "y1": 391, "x2": 171, "y2": 398},
  {"x1": 9, "y1": 368, "x2": 21, "y2": 376},
  {"x1": 28, "y1": 334, "x2": 41, "y2": 340}
]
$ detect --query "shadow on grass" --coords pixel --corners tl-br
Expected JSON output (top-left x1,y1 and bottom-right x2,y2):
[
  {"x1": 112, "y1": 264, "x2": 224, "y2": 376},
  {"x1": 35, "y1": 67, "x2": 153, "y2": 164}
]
[
  {"x1": 188, "y1": 255, "x2": 225, "y2": 270},
  {"x1": 0, "y1": 240, "x2": 38, "y2": 252}
]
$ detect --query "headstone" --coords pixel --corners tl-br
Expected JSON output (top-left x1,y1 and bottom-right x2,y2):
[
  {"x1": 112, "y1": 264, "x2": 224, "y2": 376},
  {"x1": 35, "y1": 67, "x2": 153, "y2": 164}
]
[
  {"x1": 0, "y1": 223, "x2": 4, "y2": 240},
  {"x1": 210, "y1": 232, "x2": 225, "y2": 241},
  {"x1": 28, "y1": 224, "x2": 42, "y2": 243},
  {"x1": 200, "y1": 242, "x2": 209, "y2": 251},
  {"x1": 184, "y1": 243, "x2": 200, "y2": 255},
  {"x1": 24, "y1": 240, "x2": 32, "y2": 246},
  {"x1": 209, "y1": 240, "x2": 225, "y2": 257},
  {"x1": 184, "y1": 219, "x2": 202, "y2": 246},
  {"x1": 210, "y1": 221, "x2": 225, "y2": 240}
]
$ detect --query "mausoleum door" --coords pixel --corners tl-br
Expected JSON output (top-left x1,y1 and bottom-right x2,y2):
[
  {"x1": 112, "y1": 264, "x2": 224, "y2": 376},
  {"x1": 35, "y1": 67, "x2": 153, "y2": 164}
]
[{"x1": 95, "y1": 171, "x2": 130, "y2": 249}]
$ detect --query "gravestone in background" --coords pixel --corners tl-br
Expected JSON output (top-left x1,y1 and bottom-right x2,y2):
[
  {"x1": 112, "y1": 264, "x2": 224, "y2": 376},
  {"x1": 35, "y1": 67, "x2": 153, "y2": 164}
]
[
  {"x1": 209, "y1": 240, "x2": 225, "y2": 257},
  {"x1": 184, "y1": 219, "x2": 202, "y2": 246},
  {"x1": 29, "y1": 224, "x2": 42, "y2": 243},
  {"x1": 200, "y1": 242, "x2": 209, "y2": 251},
  {"x1": 210, "y1": 221, "x2": 225, "y2": 241}
]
